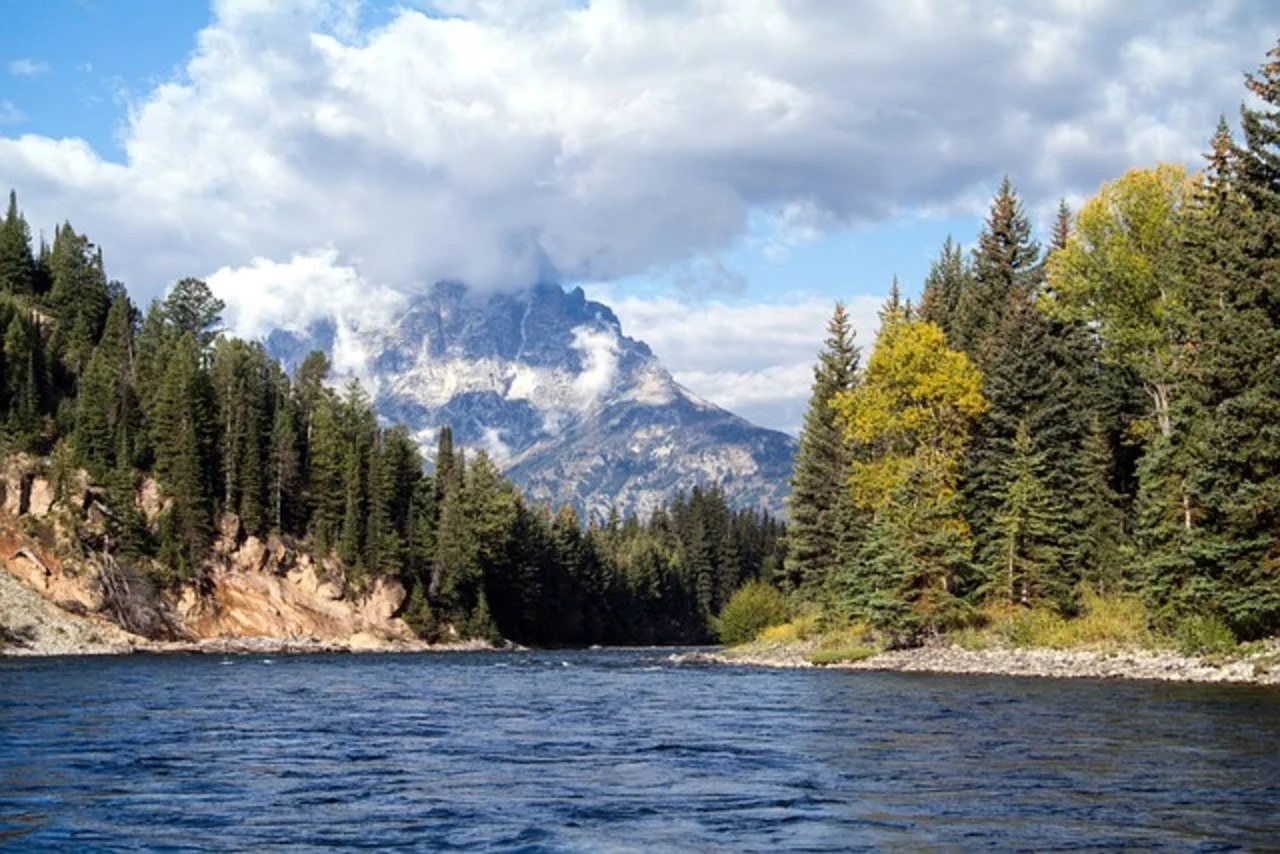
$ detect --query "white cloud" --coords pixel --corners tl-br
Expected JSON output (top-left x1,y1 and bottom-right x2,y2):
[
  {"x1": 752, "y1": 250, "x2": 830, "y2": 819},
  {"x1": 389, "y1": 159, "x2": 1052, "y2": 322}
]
[
  {"x1": 0, "y1": 0, "x2": 1270, "y2": 308},
  {"x1": 594, "y1": 288, "x2": 883, "y2": 434},
  {"x1": 7, "y1": 58, "x2": 49, "y2": 77},
  {"x1": 205, "y1": 248, "x2": 404, "y2": 340},
  {"x1": 0, "y1": 101, "x2": 23, "y2": 125},
  {"x1": 569, "y1": 325, "x2": 621, "y2": 407},
  {"x1": 0, "y1": 1, "x2": 1271, "y2": 432}
]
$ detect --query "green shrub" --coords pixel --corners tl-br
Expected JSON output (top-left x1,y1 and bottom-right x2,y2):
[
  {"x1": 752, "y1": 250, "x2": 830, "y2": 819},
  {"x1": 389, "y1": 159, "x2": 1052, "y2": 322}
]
[
  {"x1": 714, "y1": 580, "x2": 790, "y2": 646},
  {"x1": 1174, "y1": 613, "x2": 1237, "y2": 657}
]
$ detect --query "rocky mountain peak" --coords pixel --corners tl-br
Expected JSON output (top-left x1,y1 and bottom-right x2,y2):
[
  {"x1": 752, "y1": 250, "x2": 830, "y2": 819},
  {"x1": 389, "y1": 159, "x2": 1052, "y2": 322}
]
[{"x1": 264, "y1": 281, "x2": 794, "y2": 519}]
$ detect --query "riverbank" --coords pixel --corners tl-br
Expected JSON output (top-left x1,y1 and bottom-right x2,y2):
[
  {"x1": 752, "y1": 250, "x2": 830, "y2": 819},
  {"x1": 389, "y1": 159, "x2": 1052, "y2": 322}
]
[
  {"x1": 674, "y1": 637, "x2": 1280, "y2": 685},
  {"x1": 0, "y1": 567, "x2": 502, "y2": 657}
]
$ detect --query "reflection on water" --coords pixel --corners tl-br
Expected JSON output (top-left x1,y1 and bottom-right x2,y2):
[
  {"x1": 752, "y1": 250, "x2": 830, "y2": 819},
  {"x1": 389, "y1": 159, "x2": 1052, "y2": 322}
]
[{"x1": 1, "y1": 651, "x2": 1278, "y2": 851}]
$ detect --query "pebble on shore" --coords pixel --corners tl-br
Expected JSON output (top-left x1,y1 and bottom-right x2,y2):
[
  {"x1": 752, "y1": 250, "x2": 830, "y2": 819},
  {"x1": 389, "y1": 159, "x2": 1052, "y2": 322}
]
[{"x1": 672, "y1": 641, "x2": 1280, "y2": 686}]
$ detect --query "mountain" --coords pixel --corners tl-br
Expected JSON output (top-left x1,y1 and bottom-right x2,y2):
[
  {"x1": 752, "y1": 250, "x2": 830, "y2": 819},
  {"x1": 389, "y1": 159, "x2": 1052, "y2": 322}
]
[{"x1": 264, "y1": 281, "x2": 796, "y2": 519}]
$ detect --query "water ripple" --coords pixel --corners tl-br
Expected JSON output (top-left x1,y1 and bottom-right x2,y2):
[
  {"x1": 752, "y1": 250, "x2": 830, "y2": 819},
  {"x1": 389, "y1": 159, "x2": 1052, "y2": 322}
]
[{"x1": 2, "y1": 650, "x2": 1278, "y2": 851}]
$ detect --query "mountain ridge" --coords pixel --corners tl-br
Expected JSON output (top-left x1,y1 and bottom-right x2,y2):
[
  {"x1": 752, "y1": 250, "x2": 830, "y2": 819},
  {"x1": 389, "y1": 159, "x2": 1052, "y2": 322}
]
[{"x1": 263, "y1": 281, "x2": 796, "y2": 519}]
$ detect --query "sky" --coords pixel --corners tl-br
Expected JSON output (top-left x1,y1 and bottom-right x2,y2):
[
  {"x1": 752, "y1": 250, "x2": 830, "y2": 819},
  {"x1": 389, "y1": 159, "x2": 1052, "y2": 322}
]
[{"x1": 0, "y1": 1, "x2": 1274, "y2": 435}]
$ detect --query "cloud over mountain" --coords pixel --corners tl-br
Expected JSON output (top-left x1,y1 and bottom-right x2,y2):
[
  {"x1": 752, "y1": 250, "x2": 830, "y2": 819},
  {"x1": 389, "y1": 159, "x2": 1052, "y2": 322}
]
[
  {"x1": 1, "y1": 0, "x2": 1270, "y2": 305},
  {"x1": 0, "y1": 1, "x2": 1270, "y2": 433}
]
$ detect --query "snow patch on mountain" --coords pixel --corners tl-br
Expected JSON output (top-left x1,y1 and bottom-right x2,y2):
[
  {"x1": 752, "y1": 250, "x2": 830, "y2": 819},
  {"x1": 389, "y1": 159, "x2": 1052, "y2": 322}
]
[{"x1": 254, "y1": 280, "x2": 795, "y2": 518}]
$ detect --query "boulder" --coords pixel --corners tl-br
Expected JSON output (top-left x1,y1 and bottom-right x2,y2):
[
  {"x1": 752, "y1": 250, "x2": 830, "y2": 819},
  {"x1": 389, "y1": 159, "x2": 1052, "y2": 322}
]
[{"x1": 27, "y1": 478, "x2": 55, "y2": 518}]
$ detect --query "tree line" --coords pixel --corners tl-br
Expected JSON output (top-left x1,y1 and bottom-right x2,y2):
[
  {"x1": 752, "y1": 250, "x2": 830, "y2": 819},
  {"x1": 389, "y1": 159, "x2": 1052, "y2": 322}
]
[
  {"x1": 785, "y1": 43, "x2": 1280, "y2": 644},
  {"x1": 0, "y1": 193, "x2": 785, "y2": 646}
]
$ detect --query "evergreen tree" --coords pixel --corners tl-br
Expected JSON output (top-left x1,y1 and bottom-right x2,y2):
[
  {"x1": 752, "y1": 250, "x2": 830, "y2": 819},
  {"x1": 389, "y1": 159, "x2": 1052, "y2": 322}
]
[
  {"x1": 992, "y1": 421, "x2": 1061, "y2": 607},
  {"x1": 1076, "y1": 416, "x2": 1128, "y2": 596},
  {"x1": 161, "y1": 278, "x2": 224, "y2": 350},
  {"x1": 963, "y1": 294, "x2": 1083, "y2": 610},
  {"x1": 917, "y1": 236, "x2": 972, "y2": 340},
  {"x1": 0, "y1": 190, "x2": 35, "y2": 295},
  {"x1": 152, "y1": 333, "x2": 216, "y2": 578},
  {"x1": 267, "y1": 381, "x2": 299, "y2": 533},
  {"x1": 1050, "y1": 199, "x2": 1073, "y2": 253},
  {"x1": 952, "y1": 177, "x2": 1042, "y2": 365},
  {"x1": 306, "y1": 394, "x2": 344, "y2": 553},
  {"x1": 1179, "y1": 48, "x2": 1280, "y2": 638},
  {"x1": 785, "y1": 302, "x2": 860, "y2": 593},
  {"x1": 4, "y1": 311, "x2": 47, "y2": 447},
  {"x1": 46, "y1": 223, "x2": 110, "y2": 376}
]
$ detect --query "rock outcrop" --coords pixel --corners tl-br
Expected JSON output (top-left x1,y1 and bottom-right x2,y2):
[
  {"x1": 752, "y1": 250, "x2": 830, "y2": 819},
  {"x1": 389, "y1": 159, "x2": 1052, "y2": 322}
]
[{"x1": 0, "y1": 455, "x2": 427, "y2": 654}]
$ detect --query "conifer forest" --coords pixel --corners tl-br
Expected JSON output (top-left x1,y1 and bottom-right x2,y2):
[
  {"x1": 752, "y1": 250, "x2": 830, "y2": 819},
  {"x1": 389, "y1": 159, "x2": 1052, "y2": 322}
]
[
  {"x1": 3, "y1": 44, "x2": 1280, "y2": 649},
  {"x1": 785, "y1": 45, "x2": 1280, "y2": 645}
]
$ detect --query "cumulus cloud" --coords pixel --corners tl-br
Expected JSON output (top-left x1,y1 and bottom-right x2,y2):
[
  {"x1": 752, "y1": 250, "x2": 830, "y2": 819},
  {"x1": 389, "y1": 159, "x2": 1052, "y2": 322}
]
[
  {"x1": 205, "y1": 248, "x2": 404, "y2": 340},
  {"x1": 595, "y1": 289, "x2": 883, "y2": 434},
  {"x1": 205, "y1": 249, "x2": 406, "y2": 386},
  {"x1": 0, "y1": 0, "x2": 1270, "y2": 308},
  {"x1": 0, "y1": 1, "x2": 1271, "y2": 429}
]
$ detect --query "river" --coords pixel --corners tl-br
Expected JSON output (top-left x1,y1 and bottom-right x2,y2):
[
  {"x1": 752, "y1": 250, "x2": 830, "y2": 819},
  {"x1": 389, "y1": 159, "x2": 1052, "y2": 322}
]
[{"x1": 2, "y1": 649, "x2": 1277, "y2": 850}]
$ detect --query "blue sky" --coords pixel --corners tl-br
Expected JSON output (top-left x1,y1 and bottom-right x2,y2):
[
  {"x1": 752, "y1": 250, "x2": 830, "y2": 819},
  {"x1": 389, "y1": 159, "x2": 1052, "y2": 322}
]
[
  {"x1": 0, "y1": 1, "x2": 211, "y2": 156},
  {"x1": 0, "y1": 1, "x2": 1271, "y2": 432}
]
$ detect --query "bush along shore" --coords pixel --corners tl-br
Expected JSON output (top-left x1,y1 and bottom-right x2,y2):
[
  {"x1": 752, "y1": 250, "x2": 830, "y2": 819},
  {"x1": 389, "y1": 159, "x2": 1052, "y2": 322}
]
[{"x1": 677, "y1": 598, "x2": 1280, "y2": 686}]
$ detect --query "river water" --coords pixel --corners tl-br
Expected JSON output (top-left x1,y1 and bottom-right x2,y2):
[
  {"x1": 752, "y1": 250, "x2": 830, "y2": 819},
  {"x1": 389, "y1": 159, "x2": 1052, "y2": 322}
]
[{"x1": 1, "y1": 650, "x2": 1277, "y2": 851}]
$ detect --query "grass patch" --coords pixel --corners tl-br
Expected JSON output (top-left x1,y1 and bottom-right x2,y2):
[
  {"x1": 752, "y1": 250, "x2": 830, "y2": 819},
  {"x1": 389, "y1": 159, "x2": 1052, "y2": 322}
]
[
  {"x1": 815, "y1": 622, "x2": 877, "y2": 651},
  {"x1": 756, "y1": 612, "x2": 820, "y2": 644},
  {"x1": 979, "y1": 591, "x2": 1154, "y2": 651},
  {"x1": 807, "y1": 646, "x2": 879, "y2": 666},
  {"x1": 1173, "y1": 613, "x2": 1237, "y2": 657},
  {"x1": 951, "y1": 626, "x2": 993, "y2": 651}
]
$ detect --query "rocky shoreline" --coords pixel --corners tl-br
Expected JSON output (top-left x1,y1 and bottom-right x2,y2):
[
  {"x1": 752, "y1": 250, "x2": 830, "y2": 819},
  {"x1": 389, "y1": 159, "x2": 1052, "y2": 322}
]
[{"x1": 672, "y1": 640, "x2": 1280, "y2": 686}]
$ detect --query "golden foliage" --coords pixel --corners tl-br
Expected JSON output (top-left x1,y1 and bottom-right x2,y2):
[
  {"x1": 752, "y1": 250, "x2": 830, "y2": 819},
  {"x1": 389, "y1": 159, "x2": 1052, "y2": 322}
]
[{"x1": 832, "y1": 317, "x2": 985, "y2": 510}]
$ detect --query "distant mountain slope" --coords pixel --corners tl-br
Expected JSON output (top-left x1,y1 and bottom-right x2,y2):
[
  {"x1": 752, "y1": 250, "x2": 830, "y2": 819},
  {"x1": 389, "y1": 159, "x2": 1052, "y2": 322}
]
[{"x1": 265, "y1": 281, "x2": 796, "y2": 519}]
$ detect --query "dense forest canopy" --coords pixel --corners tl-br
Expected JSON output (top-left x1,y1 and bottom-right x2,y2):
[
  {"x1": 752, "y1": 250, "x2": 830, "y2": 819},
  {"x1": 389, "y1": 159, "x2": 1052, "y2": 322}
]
[
  {"x1": 0, "y1": 191, "x2": 785, "y2": 647},
  {"x1": 785, "y1": 43, "x2": 1280, "y2": 644}
]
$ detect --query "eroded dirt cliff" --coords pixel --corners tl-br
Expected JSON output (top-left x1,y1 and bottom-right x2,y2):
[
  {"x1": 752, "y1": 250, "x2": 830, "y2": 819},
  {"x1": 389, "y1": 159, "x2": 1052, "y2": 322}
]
[{"x1": 0, "y1": 455, "x2": 428, "y2": 654}]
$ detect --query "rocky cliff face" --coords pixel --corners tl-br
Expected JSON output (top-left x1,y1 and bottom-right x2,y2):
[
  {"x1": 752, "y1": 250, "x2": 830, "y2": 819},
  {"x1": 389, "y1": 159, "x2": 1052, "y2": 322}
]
[
  {"x1": 0, "y1": 456, "x2": 424, "y2": 654},
  {"x1": 265, "y1": 282, "x2": 796, "y2": 519}
]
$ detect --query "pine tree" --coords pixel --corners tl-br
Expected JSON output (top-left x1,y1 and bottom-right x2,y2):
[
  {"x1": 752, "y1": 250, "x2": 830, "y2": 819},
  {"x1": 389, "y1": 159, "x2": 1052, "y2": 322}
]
[
  {"x1": 46, "y1": 223, "x2": 110, "y2": 376},
  {"x1": 306, "y1": 394, "x2": 344, "y2": 552},
  {"x1": 917, "y1": 237, "x2": 972, "y2": 340},
  {"x1": 785, "y1": 301, "x2": 860, "y2": 593},
  {"x1": 74, "y1": 346, "x2": 115, "y2": 471},
  {"x1": 1076, "y1": 416, "x2": 1128, "y2": 596},
  {"x1": 841, "y1": 462, "x2": 972, "y2": 639},
  {"x1": 434, "y1": 425, "x2": 457, "y2": 507},
  {"x1": 963, "y1": 294, "x2": 1082, "y2": 610},
  {"x1": 4, "y1": 312, "x2": 46, "y2": 447},
  {"x1": 992, "y1": 421, "x2": 1061, "y2": 607},
  {"x1": 152, "y1": 333, "x2": 216, "y2": 578},
  {"x1": 0, "y1": 190, "x2": 35, "y2": 295},
  {"x1": 267, "y1": 382, "x2": 299, "y2": 533},
  {"x1": 952, "y1": 177, "x2": 1042, "y2": 365},
  {"x1": 161, "y1": 278, "x2": 224, "y2": 350},
  {"x1": 1178, "y1": 46, "x2": 1280, "y2": 638},
  {"x1": 1050, "y1": 199, "x2": 1072, "y2": 253}
]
